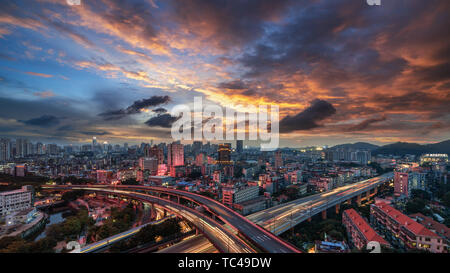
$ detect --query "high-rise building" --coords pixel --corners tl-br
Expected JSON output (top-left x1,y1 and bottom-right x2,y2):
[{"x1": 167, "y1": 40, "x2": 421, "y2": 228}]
[
  {"x1": 356, "y1": 150, "x2": 371, "y2": 165},
  {"x1": 168, "y1": 143, "x2": 184, "y2": 168},
  {"x1": 36, "y1": 142, "x2": 44, "y2": 155},
  {"x1": 46, "y1": 144, "x2": 58, "y2": 155},
  {"x1": 217, "y1": 143, "x2": 232, "y2": 165},
  {"x1": 0, "y1": 138, "x2": 11, "y2": 162},
  {"x1": 236, "y1": 140, "x2": 243, "y2": 154},
  {"x1": 15, "y1": 138, "x2": 29, "y2": 158},
  {"x1": 139, "y1": 157, "x2": 158, "y2": 173},
  {"x1": 145, "y1": 145, "x2": 164, "y2": 164},
  {"x1": 394, "y1": 171, "x2": 409, "y2": 197},
  {"x1": 274, "y1": 150, "x2": 283, "y2": 169}
]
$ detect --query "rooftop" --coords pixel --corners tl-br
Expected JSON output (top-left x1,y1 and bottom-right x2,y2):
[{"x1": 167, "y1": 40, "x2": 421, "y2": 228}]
[
  {"x1": 409, "y1": 213, "x2": 450, "y2": 239},
  {"x1": 343, "y1": 208, "x2": 389, "y2": 246},
  {"x1": 374, "y1": 202, "x2": 439, "y2": 238}
]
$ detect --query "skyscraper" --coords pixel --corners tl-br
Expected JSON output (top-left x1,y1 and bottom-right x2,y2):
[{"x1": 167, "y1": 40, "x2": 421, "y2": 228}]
[
  {"x1": 0, "y1": 138, "x2": 11, "y2": 162},
  {"x1": 15, "y1": 138, "x2": 28, "y2": 158},
  {"x1": 275, "y1": 150, "x2": 283, "y2": 169},
  {"x1": 168, "y1": 142, "x2": 184, "y2": 168},
  {"x1": 236, "y1": 140, "x2": 243, "y2": 154},
  {"x1": 145, "y1": 145, "x2": 164, "y2": 165},
  {"x1": 394, "y1": 171, "x2": 409, "y2": 197},
  {"x1": 217, "y1": 143, "x2": 232, "y2": 165}
]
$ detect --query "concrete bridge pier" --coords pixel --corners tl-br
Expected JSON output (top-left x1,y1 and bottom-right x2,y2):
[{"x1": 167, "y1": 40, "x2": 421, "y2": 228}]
[
  {"x1": 335, "y1": 203, "x2": 340, "y2": 214},
  {"x1": 321, "y1": 210, "x2": 327, "y2": 220},
  {"x1": 150, "y1": 203, "x2": 156, "y2": 219},
  {"x1": 356, "y1": 194, "x2": 362, "y2": 206}
]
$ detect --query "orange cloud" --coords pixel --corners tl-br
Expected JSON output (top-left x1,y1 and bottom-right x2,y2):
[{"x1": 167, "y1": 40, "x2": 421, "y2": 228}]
[{"x1": 25, "y1": 71, "x2": 53, "y2": 78}]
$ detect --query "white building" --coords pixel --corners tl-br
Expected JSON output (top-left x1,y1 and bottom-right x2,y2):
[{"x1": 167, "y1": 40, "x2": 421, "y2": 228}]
[{"x1": 0, "y1": 186, "x2": 33, "y2": 217}]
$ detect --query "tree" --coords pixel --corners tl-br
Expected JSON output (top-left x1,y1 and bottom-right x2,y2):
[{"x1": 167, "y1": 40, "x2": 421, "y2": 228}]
[
  {"x1": 61, "y1": 190, "x2": 85, "y2": 202},
  {"x1": 405, "y1": 198, "x2": 426, "y2": 214},
  {"x1": 442, "y1": 192, "x2": 450, "y2": 207},
  {"x1": 284, "y1": 187, "x2": 300, "y2": 201},
  {"x1": 121, "y1": 178, "x2": 140, "y2": 185},
  {"x1": 411, "y1": 189, "x2": 431, "y2": 200}
]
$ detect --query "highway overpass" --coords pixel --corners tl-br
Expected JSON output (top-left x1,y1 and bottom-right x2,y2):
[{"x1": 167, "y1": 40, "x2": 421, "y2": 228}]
[
  {"x1": 43, "y1": 186, "x2": 256, "y2": 253},
  {"x1": 42, "y1": 185, "x2": 301, "y2": 253},
  {"x1": 44, "y1": 173, "x2": 391, "y2": 252},
  {"x1": 247, "y1": 172, "x2": 394, "y2": 235}
]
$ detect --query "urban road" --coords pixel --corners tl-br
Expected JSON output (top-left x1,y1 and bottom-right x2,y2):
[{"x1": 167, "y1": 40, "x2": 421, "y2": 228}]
[
  {"x1": 43, "y1": 172, "x2": 392, "y2": 252},
  {"x1": 247, "y1": 172, "x2": 394, "y2": 235},
  {"x1": 42, "y1": 186, "x2": 255, "y2": 253}
]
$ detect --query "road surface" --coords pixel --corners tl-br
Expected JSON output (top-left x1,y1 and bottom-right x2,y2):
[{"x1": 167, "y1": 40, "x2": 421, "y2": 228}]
[
  {"x1": 157, "y1": 234, "x2": 218, "y2": 253},
  {"x1": 247, "y1": 172, "x2": 394, "y2": 235}
]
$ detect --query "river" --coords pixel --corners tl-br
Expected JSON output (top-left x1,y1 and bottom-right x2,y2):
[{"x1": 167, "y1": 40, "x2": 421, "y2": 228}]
[{"x1": 34, "y1": 211, "x2": 70, "y2": 241}]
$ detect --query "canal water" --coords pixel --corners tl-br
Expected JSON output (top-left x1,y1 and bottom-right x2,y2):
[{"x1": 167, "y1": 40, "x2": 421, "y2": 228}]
[{"x1": 34, "y1": 211, "x2": 70, "y2": 241}]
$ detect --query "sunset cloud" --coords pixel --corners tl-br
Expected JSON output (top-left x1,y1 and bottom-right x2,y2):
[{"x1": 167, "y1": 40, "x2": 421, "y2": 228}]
[{"x1": 0, "y1": 0, "x2": 448, "y2": 146}]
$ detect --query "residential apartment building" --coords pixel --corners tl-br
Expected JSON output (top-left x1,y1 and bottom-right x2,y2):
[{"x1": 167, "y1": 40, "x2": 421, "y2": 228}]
[
  {"x1": 0, "y1": 186, "x2": 34, "y2": 217},
  {"x1": 342, "y1": 209, "x2": 390, "y2": 250},
  {"x1": 222, "y1": 185, "x2": 259, "y2": 207},
  {"x1": 370, "y1": 202, "x2": 446, "y2": 253}
]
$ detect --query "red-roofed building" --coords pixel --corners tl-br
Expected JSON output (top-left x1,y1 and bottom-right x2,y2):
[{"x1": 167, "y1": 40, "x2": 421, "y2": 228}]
[
  {"x1": 343, "y1": 209, "x2": 390, "y2": 250},
  {"x1": 409, "y1": 213, "x2": 449, "y2": 251},
  {"x1": 370, "y1": 202, "x2": 446, "y2": 253}
]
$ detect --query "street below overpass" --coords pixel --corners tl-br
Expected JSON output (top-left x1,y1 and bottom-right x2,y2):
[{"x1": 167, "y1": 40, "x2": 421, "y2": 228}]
[
  {"x1": 42, "y1": 186, "x2": 255, "y2": 253},
  {"x1": 108, "y1": 185, "x2": 301, "y2": 253}
]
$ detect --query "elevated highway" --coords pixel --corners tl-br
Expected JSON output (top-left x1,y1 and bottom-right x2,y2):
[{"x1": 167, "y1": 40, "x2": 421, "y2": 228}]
[
  {"x1": 43, "y1": 184, "x2": 301, "y2": 253},
  {"x1": 43, "y1": 186, "x2": 255, "y2": 253},
  {"x1": 247, "y1": 172, "x2": 394, "y2": 235}
]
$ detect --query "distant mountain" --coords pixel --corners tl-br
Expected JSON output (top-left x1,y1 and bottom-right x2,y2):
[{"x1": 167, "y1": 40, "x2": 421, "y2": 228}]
[
  {"x1": 332, "y1": 142, "x2": 379, "y2": 150},
  {"x1": 372, "y1": 140, "x2": 450, "y2": 156}
]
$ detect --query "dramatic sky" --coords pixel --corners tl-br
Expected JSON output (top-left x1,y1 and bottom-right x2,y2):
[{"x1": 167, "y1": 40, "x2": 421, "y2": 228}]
[{"x1": 0, "y1": 0, "x2": 449, "y2": 147}]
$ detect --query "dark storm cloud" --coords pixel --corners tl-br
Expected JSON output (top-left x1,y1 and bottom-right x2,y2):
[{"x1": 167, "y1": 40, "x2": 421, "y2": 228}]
[
  {"x1": 218, "y1": 80, "x2": 248, "y2": 90},
  {"x1": 237, "y1": 0, "x2": 408, "y2": 88},
  {"x1": 279, "y1": 100, "x2": 336, "y2": 133},
  {"x1": 152, "y1": 107, "x2": 167, "y2": 114},
  {"x1": 99, "y1": 95, "x2": 171, "y2": 120},
  {"x1": 19, "y1": 115, "x2": 61, "y2": 127},
  {"x1": 169, "y1": 0, "x2": 294, "y2": 49},
  {"x1": 411, "y1": 62, "x2": 450, "y2": 83},
  {"x1": 346, "y1": 115, "x2": 387, "y2": 132},
  {"x1": 80, "y1": 131, "x2": 111, "y2": 136},
  {"x1": 371, "y1": 91, "x2": 450, "y2": 117},
  {"x1": 145, "y1": 113, "x2": 181, "y2": 128}
]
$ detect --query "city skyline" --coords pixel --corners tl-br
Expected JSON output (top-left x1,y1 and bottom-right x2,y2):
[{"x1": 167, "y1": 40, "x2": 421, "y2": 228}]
[{"x1": 0, "y1": 0, "x2": 449, "y2": 147}]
